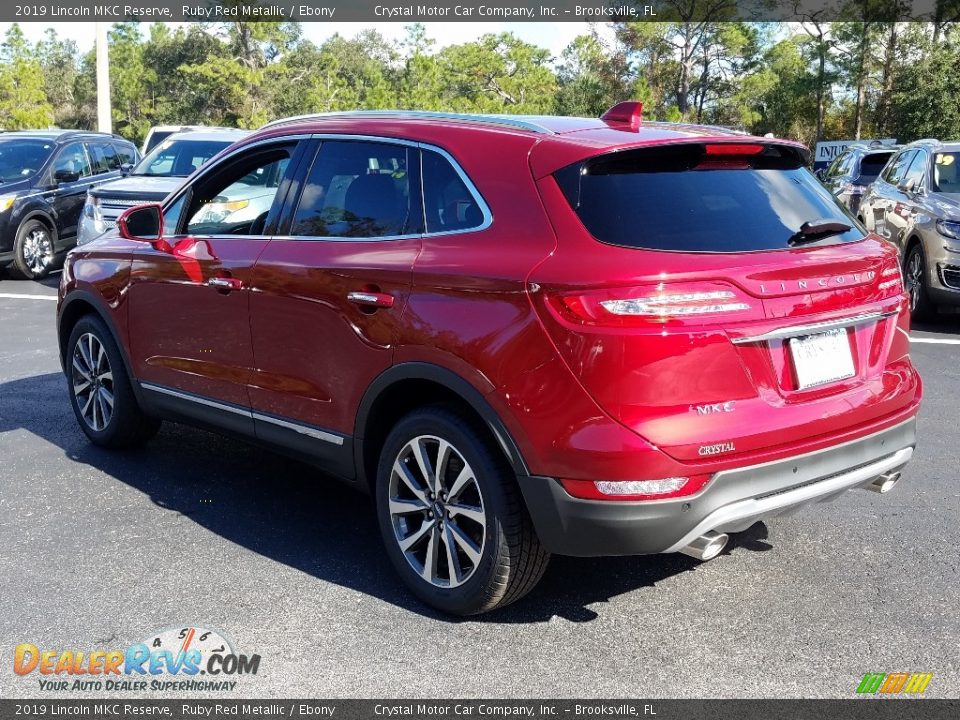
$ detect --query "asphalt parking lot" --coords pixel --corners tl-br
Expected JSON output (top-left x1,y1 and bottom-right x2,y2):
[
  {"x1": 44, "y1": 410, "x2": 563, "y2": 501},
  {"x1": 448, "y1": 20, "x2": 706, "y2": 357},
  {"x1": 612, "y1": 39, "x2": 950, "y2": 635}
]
[{"x1": 1, "y1": 272, "x2": 958, "y2": 700}]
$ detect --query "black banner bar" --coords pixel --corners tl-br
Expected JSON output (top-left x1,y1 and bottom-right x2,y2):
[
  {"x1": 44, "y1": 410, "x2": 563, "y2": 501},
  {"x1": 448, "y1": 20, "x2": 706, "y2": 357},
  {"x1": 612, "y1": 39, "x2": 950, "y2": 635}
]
[
  {"x1": 2, "y1": 700, "x2": 960, "y2": 720},
  {"x1": 5, "y1": 0, "x2": 960, "y2": 24}
]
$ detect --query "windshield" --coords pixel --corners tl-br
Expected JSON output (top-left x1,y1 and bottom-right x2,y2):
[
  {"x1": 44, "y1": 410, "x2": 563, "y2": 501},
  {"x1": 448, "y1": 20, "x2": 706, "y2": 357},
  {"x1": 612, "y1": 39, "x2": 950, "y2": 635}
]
[
  {"x1": 554, "y1": 143, "x2": 863, "y2": 253},
  {"x1": 933, "y1": 152, "x2": 960, "y2": 193},
  {"x1": 134, "y1": 138, "x2": 231, "y2": 177},
  {"x1": 0, "y1": 139, "x2": 55, "y2": 183}
]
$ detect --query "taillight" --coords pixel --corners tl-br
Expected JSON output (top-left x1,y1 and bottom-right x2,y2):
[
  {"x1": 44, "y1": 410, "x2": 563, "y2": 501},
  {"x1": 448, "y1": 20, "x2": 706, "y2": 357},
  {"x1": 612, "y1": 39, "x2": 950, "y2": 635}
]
[
  {"x1": 561, "y1": 474, "x2": 712, "y2": 501},
  {"x1": 549, "y1": 281, "x2": 762, "y2": 327},
  {"x1": 878, "y1": 260, "x2": 904, "y2": 296}
]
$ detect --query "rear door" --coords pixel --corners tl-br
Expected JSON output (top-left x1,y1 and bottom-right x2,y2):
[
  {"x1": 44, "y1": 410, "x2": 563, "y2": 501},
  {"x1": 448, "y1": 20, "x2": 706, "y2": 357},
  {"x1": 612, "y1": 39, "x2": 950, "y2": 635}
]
[{"x1": 247, "y1": 137, "x2": 422, "y2": 470}]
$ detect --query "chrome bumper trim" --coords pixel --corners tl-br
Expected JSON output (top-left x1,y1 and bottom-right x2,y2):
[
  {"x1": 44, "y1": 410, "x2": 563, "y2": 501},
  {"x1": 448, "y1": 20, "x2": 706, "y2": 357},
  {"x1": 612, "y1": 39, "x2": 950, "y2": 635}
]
[{"x1": 730, "y1": 310, "x2": 898, "y2": 344}]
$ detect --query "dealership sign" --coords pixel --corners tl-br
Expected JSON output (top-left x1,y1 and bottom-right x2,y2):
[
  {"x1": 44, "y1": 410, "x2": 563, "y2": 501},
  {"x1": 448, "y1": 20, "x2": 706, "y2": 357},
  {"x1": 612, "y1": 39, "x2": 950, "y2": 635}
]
[{"x1": 813, "y1": 138, "x2": 897, "y2": 169}]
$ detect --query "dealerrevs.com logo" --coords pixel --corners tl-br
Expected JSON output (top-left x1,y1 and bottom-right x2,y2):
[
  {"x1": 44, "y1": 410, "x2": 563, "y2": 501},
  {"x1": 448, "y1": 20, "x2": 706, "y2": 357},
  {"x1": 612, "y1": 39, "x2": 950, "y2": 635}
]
[{"x1": 13, "y1": 626, "x2": 260, "y2": 692}]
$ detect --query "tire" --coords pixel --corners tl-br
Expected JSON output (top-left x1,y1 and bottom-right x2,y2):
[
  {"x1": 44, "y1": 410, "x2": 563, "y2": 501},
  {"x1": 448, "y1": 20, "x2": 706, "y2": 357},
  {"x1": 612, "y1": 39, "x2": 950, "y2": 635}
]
[
  {"x1": 904, "y1": 243, "x2": 936, "y2": 321},
  {"x1": 375, "y1": 406, "x2": 549, "y2": 615},
  {"x1": 66, "y1": 315, "x2": 161, "y2": 448},
  {"x1": 10, "y1": 218, "x2": 56, "y2": 280}
]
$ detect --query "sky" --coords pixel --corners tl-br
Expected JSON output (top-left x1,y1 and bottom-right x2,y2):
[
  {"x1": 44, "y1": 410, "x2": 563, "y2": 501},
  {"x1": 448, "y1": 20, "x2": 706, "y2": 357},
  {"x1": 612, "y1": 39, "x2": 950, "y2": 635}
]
[{"x1": 0, "y1": 21, "x2": 605, "y2": 59}]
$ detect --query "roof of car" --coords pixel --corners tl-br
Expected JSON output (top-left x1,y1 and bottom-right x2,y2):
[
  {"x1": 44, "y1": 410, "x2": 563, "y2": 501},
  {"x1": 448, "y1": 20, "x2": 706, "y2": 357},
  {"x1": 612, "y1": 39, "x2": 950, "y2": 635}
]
[
  {"x1": 0, "y1": 129, "x2": 126, "y2": 143},
  {"x1": 260, "y1": 109, "x2": 749, "y2": 139}
]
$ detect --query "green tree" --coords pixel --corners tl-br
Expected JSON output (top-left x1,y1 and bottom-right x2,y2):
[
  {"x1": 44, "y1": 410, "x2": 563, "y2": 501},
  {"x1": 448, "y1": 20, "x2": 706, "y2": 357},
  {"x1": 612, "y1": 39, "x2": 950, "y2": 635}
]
[{"x1": 0, "y1": 24, "x2": 54, "y2": 129}]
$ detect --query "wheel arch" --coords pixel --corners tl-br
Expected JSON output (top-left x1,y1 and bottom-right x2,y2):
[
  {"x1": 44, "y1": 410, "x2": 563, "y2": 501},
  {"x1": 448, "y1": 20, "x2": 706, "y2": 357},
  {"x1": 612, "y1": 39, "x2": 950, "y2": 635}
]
[
  {"x1": 58, "y1": 291, "x2": 142, "y2": 405},
  {"x1": 354, "y1": 363, "x2": 529, "y2": 492},
  {"x1": 18, "y1": 208, "x2": 59, "y2": 243}
]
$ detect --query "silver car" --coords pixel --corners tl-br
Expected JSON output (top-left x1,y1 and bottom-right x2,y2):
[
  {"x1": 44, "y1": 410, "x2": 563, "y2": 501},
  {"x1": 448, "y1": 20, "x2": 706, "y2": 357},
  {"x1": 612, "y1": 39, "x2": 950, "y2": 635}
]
[
  {"x1": 859, "y1": 139, "x2": 960, "y2": 319},
  {"x1": 77, "y1": 128, "x2": 250, "y2": 246}
]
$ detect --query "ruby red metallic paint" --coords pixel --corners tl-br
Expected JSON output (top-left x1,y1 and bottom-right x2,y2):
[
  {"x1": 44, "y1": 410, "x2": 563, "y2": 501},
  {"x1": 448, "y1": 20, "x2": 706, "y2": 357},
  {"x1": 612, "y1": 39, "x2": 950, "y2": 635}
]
[{"x1": 57, "y1": 111, "x2": 921, "y2": 568}]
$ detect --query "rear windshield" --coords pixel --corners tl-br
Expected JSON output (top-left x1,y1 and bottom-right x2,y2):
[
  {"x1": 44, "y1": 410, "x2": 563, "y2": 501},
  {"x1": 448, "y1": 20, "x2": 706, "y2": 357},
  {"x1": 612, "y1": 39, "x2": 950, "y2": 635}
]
[
  {"x1": 554, "y1": 143, "x2": 864, "y2": 252},
  {"x1": 858, "y1": 152, "x2": 894, "y2": 180}
]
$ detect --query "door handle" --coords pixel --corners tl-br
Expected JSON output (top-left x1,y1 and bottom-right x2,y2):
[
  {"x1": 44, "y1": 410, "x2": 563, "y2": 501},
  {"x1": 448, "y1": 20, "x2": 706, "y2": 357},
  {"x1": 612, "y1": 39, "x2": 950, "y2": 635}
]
[
  {"x1": 206, "y1": 277, "x2": 243, "y2": 291},
  {"x1": 347, "y1": 291, "x2": 394, "y2": 309}
]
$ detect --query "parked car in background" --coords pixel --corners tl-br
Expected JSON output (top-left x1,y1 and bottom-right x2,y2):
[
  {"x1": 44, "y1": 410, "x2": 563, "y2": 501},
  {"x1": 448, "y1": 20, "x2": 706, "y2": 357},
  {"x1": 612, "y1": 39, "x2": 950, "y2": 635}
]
[
  {"x1": 141, "y1": 125, "x2": 203, "y2": 154},
  {"x1": 860, "y1": 139, "x2": 960, "y2": 318},
  {"x1": 78, "y1": 128, "x2": 250, "y2": 246},
  {"x1": 819, "y1": 142, "x2": 899, "y2": 214},
  {"x1": 0, "y1": 130, "x2": 139, "y2": 280},
  {"x1": 59, "y1": 107, "x2": 920, "y2": 615}
]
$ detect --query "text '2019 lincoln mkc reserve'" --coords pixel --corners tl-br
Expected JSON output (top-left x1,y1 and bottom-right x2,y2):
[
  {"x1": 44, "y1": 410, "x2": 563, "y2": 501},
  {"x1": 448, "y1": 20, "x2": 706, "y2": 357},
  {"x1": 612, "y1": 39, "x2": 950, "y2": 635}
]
[{"x1": 57, "y1": 103, "x2": 922, "y2": 615}]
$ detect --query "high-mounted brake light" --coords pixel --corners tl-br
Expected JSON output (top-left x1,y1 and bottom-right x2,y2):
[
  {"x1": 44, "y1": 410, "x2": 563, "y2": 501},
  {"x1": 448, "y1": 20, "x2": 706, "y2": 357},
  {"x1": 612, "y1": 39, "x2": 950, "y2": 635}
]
[
  {"x1": 561, "y1": 474, "x2": 713, "y2": 501},
  {"x1": 601, "y1": 101, "x2": 643, "y2": 131},
  {"x1": 704, "y1": 143, "x2": 766, "y2": 156}
]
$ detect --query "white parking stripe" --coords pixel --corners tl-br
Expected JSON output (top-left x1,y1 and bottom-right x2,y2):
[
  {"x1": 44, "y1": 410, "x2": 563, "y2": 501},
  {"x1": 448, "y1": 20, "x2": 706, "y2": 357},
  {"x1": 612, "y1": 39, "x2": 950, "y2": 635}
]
[
  {"x1": 910, "y1": 337, "x2": 960, "y2": 345},
  {"x1": 0, "y1": 293, "x2": 57, "y2": 301}
]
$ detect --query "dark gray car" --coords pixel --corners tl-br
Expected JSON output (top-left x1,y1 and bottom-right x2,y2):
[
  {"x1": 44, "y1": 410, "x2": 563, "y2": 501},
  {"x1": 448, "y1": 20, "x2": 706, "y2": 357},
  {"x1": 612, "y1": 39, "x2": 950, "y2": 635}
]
[{"x1": 820, "y1": 143, "x2": 899, "y2": 215}]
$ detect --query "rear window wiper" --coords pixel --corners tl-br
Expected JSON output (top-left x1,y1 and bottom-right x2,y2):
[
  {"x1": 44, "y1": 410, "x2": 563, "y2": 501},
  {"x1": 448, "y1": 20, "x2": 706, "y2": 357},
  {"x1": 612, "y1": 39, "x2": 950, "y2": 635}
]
[{"x1": 788, "y1": 219, "x2": 852, "y2": 246}]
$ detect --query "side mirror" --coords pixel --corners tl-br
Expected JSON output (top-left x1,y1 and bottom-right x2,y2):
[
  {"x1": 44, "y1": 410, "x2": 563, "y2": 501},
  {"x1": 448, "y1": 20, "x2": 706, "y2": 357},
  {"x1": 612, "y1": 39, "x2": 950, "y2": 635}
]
[
  {"x1": 120, "y1": 163, "x2": 134, "y2": 175},
  {"x1": 117, "y1": 203, "x2": 163, "y2": 243},
  {"x1": 54, "y1": 168, "x2": 80, "y2": 183}
]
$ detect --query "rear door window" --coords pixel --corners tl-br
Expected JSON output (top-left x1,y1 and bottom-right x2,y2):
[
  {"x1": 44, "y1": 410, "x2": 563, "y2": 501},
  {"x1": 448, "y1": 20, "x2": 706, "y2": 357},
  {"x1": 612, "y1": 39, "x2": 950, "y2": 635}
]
[
  {"x1": 290, "y1": 141, "x2": 422, "y2": 238},
  {"x1": 88, "y1": 142, "x2": 121, "y2": 174},
  {"x1": 554, "y1": 143, "x2": 863, "y2": 253}
]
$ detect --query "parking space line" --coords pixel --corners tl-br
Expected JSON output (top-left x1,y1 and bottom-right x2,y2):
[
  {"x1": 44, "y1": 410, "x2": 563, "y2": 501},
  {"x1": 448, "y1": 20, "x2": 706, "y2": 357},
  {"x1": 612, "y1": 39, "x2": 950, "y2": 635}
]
[
  {"x1": 0, "y1": 293, "x2": 57, "y2": 301},
  {"x1": 909, "y1": 337, "x2": 960, "y2": 345}
]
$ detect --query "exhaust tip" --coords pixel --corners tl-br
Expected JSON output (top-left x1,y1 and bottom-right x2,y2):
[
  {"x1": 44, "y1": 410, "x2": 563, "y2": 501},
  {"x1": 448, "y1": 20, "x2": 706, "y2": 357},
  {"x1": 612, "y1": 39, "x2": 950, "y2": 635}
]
[
  {"x1": 869, "y1": 471, "x2": 901, "y2": 494},
  {"x1": 678, "y1": 531, "x2": 729, "y2": 561}
]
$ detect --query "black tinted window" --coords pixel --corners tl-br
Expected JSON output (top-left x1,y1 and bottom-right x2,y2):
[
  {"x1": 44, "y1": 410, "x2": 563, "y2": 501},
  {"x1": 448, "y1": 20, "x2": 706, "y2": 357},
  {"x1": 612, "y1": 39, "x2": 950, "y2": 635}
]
[
  {"x1": 291, "y1": 141, "x2": 421, "y2": 238},
  {"x1": 858, "y1": 152, "x2": 893, "y2": 179},
  {"x1": 88, "y1": 142, "x2": 120, "y2": 174},
  {"x1": 554, "y1": 144, "x2": 862, "y2": 253},
  {"x1": 422, "y1": 149, "x2": 486, "y2": 233},
  {"x1": 114, "y1": 142, "x2": 137, "y2": 166}
]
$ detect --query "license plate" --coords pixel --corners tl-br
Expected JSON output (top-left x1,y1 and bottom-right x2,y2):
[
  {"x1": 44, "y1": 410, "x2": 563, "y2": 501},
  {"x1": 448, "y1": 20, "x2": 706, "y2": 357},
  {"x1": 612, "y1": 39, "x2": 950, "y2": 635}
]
[{"x1": 789, "y1": 328, "x2": 855, "y2": 390}]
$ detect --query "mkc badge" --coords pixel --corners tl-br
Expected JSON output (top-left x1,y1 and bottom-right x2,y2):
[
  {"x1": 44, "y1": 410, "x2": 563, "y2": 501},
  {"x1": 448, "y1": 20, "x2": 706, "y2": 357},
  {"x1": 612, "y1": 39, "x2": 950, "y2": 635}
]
[{"x1": 691, "y1": 401, "x2": 736, "y2": 415}]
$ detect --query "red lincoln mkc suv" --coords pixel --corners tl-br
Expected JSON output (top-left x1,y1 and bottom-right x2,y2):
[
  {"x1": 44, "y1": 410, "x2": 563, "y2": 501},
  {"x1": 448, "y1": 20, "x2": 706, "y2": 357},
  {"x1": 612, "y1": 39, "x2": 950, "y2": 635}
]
[{"x1": 57, "y1": 104, "x2": 922, "y2": 615}]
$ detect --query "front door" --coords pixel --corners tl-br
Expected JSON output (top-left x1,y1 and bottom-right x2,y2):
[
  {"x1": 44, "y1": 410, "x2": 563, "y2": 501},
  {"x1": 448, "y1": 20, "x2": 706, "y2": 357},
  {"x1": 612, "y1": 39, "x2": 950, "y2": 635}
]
[{"x1": 128, "y1": 140, "x2": 303, "y2": 432}]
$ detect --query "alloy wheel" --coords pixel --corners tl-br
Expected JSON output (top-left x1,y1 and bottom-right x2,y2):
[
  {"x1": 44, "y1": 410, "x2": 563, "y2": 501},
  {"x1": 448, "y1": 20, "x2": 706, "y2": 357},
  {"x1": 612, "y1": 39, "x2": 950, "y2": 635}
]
[
  {"x1": 387, "y1": 435, "x2": 486, "y2": 589},
  {"x1": 71, "y1": 332, "x2": 115, "y2": 432},
  {"x1": 906, "y1": 251, "x2": 923, "y2": 312},
  {"x1": 22, "y1": 227, "x2": 54, "y2": 276}
]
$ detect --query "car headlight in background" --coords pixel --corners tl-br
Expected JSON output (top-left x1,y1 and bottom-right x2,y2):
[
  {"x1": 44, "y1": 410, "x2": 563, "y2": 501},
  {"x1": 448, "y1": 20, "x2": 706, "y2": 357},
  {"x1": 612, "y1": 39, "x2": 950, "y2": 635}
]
[
  {"x1": 77, "y1": 195, "x2": 106, "y2": 246},
  {"x1": 936, "y1": 219, "x2": 960, "y2": 240},
  {"x1": 195, "y1": 198, "x2": 249, "y2": 224},
  {"x1": 0, "y1": 194, "x2": 16, "y2": 213}
]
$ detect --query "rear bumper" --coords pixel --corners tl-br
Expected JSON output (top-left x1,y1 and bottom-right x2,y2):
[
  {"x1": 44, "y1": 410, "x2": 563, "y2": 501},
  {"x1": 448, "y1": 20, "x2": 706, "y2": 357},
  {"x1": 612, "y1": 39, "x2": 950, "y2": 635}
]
[{"x1": 519, "y1": 417, "x2": 917, "y2": 557}]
